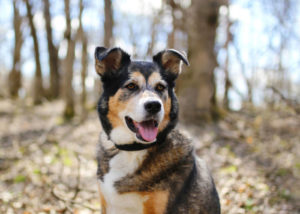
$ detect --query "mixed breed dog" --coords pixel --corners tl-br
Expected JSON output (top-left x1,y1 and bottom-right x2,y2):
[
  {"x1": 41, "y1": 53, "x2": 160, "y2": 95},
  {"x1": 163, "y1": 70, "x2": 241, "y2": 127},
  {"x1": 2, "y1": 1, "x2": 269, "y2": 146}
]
[{"x1": 94, "y1": 47, "x2": 220, "y2": 214}]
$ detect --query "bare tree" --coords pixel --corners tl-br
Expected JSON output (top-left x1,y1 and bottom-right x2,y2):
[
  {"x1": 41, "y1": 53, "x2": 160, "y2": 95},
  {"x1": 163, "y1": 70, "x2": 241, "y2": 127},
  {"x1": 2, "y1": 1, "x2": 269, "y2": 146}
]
[
  {"x1": 264, "y1": 0, "x2": 296, "y2": 102},
  {"x1": 8, "y1": 0, "x2": 23, "y2": 98},
  {"x1": 77, "y1": 0, "x2": 88, "y2": 120},
  {"x1": 146, "y1": 7, "x2": 164, "y2": 56},
  {"x1": 178, "y1": 0, "x2": 224, "y2": 122},
  {"x1": 24, "y1": 0, "x2": 44, "y2": 104},
  {"x1": 166, "y1": 0, "x2": 188, "y2": 50},
  {"x1": 232, "y1": 37, "x2": 253, "y2": 104},
  {"x1": 63, "y1": 0, "x2": 76, "y2": 119},
  {"x1": 167, "y1": 0, "x2": 179, "y2": 49},
  {"x1": 104, "y1": 0, "x2": 113, "y2": 47},
  {"x1": 223, "y1": 2, "x2": 232, "y2": 110},
  {"x1": 43, "y1": 0, "x2": 60, "y2": 99}
]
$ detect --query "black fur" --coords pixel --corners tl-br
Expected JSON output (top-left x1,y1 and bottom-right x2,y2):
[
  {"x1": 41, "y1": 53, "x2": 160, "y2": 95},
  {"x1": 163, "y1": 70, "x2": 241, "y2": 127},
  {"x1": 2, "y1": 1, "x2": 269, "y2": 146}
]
[
  {"x1": 95, "y1": 47, "x2": 221, "y2": 213},
  {"x1": 95, "y1": 47, "x2": 181, "y2": 145}
]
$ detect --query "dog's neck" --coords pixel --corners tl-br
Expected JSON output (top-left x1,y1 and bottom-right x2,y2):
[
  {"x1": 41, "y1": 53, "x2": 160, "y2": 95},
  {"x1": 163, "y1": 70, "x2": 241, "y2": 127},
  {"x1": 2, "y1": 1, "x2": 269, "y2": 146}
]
[{"x1": 100, "y1": 131, "x2": 161, "y2": 152}]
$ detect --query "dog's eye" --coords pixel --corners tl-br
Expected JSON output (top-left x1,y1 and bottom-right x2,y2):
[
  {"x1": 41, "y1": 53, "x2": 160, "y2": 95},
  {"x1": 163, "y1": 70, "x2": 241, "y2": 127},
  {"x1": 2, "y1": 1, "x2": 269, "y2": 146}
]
[
  {"x1": 125, "y1": 83, "x2": 138, "y2": 91},
  {"x1": 155, "y1": 84, "x2": 166, "y2": 92}
]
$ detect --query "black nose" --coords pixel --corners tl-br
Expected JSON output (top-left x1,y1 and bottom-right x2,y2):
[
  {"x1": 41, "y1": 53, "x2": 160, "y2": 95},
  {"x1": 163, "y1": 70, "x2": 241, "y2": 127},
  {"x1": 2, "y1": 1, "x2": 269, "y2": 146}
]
[{"x1": 144, "y1": 101, "x2": 161, "y2": 114}]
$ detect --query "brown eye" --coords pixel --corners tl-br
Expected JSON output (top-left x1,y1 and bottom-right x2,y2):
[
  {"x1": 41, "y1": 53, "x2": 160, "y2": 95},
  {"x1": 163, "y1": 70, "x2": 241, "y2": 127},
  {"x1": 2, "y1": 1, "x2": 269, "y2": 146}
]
[
  {"x1": 126, "y1": 83, "x2": 138, "y2": 91},
  {"x1": 156, "y1": 84, "x2": 166, "y2": 92}
]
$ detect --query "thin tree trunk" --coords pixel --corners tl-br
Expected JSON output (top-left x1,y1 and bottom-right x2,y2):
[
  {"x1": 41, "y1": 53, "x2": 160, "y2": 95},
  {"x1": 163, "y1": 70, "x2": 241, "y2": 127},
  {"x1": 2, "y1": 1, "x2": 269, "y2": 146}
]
[
  {"x1": 77, "y1": 0, "x2": 88, "y2": 121},
  {"x1": 24, "y1": 0, "x2": 44, "y2": 104},
  {"x1": 104, "y1": 0, "x2": 113, "y2": 47},
  {"x1": 167, "y1": 0, "x2": 177, "y2": 49},
  {"x1": 43, "y1": 0, "x2": 60, "y2": 99},
  {"x1": 177, "y1": 0, "x2": 223, "y2": 123},
  {"x1": 80, "y1": 38, "x2": 88, "y2": 120},
  {"x1": 223, "y1": 3, "x2": 232, "y2": 110},
  {"x1": 63, "y1": 0, "x2": 75, "y2": 119},
  {"x1": 147, "y1": 7, "x2": 164, "y2": 56},
  {"x1": 8, "y1": 0, "x2": 23, "y2": 98},
  {"x1": 233, "y1": 38, "x2": 253, "y2": 104}
]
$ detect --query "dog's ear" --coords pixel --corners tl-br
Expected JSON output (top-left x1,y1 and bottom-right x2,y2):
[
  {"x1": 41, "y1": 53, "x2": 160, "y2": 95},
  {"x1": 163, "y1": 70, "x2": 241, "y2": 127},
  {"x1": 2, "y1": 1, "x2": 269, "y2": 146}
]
[
  {"x1": 95, "y1": 47, "x2": 131, "y2": 76},
  {"x1": 153, "y1": 49, "x2": 189, "y2": 78}
]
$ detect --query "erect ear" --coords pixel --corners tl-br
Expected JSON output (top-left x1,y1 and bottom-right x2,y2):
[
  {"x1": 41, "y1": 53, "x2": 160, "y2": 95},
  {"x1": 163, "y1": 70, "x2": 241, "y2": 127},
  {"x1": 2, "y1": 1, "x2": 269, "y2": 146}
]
[
  {"x1": 94, "y1": 47, "x2": 131, "y2": 76},
  {"x1": 153, "y1": 49, "x2": 189, "y2": 78}
]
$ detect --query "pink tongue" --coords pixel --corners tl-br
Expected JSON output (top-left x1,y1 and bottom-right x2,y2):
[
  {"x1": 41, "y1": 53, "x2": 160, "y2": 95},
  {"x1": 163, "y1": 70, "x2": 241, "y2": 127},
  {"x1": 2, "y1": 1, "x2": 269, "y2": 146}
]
[{"x1": 135, "y1": 121, "x2": 158, "y2": 142}]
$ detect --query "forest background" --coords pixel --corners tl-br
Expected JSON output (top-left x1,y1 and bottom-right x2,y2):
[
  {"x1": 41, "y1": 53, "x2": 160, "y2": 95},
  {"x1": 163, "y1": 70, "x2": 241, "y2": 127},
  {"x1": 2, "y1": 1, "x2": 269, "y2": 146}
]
[{"x1": 0, "y1": 0, "x2": 299, "y2": 213}]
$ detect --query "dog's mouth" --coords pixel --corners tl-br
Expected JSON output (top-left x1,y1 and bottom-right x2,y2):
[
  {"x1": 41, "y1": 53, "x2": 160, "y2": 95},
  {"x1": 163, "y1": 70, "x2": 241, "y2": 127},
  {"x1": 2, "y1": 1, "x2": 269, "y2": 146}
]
[{"x1": 125, "y1": 116, "x2": 159, "y2": 142}]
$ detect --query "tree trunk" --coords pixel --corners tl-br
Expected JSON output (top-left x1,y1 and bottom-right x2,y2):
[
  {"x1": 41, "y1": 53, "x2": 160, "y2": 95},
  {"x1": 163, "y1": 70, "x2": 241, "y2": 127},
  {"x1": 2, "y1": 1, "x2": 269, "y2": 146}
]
[
  {"x1": 24, "y1": 0, "x2": 44, "y2": 104},
  {"x1": 223, "y1": 3, "x2": 232, "y2": 110},
  {"x1": 233, "y1": 37, "x2": 253, "y2": 104},
  {"x1": 43, "y1": 0, "x2": 60, "y2": 99},
  {"x1": 63, "y1": 0, "x2": 75, "y2": 119},
  {"x1": 147, "y1": 8, "x2": 163, "y2": 56},
  {"x1": 167, "y1": 0, "x2": 178, "y2": 49},
  {"x1": 78, "y1": 0, "x2": 88, "y2": 121},
  {"x1": 177, "y1": 0, "x2": 222, "y2": 123},
  {"x1": 104, "y1": 0, "x2": 113, "y2": 47},
  {"x1": 8, "y1": 0, "x2": 23, "y2": 98}
]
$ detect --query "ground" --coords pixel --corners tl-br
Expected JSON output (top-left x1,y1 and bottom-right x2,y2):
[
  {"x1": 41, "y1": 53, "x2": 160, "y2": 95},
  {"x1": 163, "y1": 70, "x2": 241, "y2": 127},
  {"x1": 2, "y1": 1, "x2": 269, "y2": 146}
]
[{"x1": 0, "y1": 99, "x2": 299, "y2": 214}]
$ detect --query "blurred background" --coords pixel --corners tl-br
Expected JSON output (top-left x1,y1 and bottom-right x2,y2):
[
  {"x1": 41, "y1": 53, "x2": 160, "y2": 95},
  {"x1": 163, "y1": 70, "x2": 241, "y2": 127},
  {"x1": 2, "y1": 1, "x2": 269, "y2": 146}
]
[{"x1": 0, "y1": 0, "x2": 299, "y2": 213}]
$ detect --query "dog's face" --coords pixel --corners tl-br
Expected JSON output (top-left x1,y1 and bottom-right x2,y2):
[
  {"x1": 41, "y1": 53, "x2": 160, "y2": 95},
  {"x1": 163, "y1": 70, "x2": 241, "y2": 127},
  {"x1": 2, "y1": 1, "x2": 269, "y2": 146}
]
[{"x1": 95, "y1": 47, "x2": 188, "y2": 146}]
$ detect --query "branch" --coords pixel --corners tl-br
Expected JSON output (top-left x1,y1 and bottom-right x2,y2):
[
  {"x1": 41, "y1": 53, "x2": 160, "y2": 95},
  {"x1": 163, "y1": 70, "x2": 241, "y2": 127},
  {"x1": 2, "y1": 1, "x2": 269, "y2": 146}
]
[
  {"x1": 51, "y1": 188, "x2": 98, "y2": 212},
  {"x1": 268, "y1": 86, "x2": 300, "y2": 114},
  {"x1": 71, "y1": 153, "x2": 81, "y2": 200}
]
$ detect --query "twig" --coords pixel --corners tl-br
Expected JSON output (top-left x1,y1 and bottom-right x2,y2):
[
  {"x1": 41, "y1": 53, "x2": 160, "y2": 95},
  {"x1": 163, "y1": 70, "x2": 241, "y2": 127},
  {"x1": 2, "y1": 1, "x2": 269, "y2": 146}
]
[
  {"x1": 37, "y1": 125, "x2": 56, "y2": 145},
  {"x1": 71, "y1": 153, "x2": 81, "y2": 200},
  {"x1": 268, "y1": 86, "x2": 300, "y2": 114},
  {"x1": 51, "y1": 188, "x2": 98, "y2": 212}
]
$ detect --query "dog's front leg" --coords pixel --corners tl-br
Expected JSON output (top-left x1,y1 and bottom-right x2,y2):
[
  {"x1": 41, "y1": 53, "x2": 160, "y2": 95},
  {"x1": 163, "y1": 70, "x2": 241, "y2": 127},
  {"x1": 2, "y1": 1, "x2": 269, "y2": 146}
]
[{"x1": 98, "y1": 183, "x2": 107, "y2": 214}]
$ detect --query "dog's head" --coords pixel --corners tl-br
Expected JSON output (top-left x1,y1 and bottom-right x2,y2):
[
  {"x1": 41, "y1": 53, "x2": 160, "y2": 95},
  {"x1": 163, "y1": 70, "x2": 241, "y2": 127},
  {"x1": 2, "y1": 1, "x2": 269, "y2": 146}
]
[{"x1": 95, "y1": 47, "x2": 188, "y2": 147}]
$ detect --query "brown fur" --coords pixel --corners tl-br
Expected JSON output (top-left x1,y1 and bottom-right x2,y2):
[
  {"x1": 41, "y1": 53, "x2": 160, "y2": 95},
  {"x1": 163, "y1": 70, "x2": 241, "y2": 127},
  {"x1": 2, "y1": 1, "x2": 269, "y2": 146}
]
[
  {"x1": 96, "y1": 48, "x2": 220, "y2": 213},
  {"x1": 148, "y1": 72, "x2": 163, "y2": 86},
  {"x1": 107, "y1": 90, "x2": 126, "y2": 128},
  {"x1": 95, "y1": 49, "x2": 123, "y2": 75},
  {"x1": 159, "y1": 97, "x2": 171, "y2": 132},
  {"x1": 98, "y1": 130, "x2": 220, "y2": 213},
  {"x1": 130, "y1": 71, "x2": 146, "y2": 86},
  {"x1": 142, "y1": 191, "x2": 169, "y2": 214},
  {"x1": 161, "y1": 52, "x2": 182, "y2": 75},
  {"x1": 98, "y1": 184, "x2": 107, "y2": 214},
  {"x1": 113, "y1": 130, "x2": 192, "y2": 193}
]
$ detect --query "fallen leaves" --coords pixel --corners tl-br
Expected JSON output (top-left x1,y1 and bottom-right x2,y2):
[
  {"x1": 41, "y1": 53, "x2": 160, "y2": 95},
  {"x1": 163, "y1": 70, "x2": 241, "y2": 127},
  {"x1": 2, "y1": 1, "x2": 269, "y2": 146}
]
[{"x1": 0, "y1": 99, "x2": 299, "y2": 213}]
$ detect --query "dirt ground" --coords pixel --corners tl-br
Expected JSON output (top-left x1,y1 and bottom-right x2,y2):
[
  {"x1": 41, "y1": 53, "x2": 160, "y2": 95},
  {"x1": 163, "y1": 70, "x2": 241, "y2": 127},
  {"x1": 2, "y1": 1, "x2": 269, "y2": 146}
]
[{"x1": 0, "y1": 99, "x2": 299, "y2": 214}]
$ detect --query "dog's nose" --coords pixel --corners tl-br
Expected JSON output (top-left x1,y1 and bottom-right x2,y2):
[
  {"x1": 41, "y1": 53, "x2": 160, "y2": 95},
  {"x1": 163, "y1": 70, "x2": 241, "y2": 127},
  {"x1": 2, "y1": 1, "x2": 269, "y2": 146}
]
[{"x1": 144, "y1": 101, "x2": 161, "y2": 114}]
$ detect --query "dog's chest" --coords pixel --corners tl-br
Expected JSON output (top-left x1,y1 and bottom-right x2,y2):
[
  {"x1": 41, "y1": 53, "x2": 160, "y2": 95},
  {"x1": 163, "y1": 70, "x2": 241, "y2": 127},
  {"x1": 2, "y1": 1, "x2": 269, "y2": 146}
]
[{"x1": 99, "y1": 151, "x2": 148, "y2": 214}]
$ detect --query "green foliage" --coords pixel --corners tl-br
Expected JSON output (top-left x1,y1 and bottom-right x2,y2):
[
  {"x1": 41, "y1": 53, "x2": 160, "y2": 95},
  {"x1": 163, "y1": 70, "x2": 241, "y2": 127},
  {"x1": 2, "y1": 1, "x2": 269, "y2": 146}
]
[
  {"x1": 244, "y1": 199, "x2": 255, "y2": 211},
  {"x1": 14, "y1": 175, "x2": 26, "y2": 183},
  {"x1": 221, "y1": 165, "x2": 237, "y2": 174},
  {"x1": 275, "y1": 168, "x2": 290, "y2": 177}
]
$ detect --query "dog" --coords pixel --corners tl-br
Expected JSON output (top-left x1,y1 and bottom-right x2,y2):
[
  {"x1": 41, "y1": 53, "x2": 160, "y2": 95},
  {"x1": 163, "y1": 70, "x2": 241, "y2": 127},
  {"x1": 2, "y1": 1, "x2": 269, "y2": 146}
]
[{"x1": 94, "y1": 47, "x2": 220, "y2": 214}]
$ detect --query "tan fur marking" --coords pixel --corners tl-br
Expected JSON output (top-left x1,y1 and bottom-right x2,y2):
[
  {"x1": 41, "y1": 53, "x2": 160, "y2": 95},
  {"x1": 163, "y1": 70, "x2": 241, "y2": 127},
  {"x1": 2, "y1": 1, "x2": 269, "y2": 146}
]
[
  {"x1": 107, "y1": 90, "x2": 128, "y2": 128},
  {"x1": 98, "y1": 184, "x2": 107, "y2": 214},
  {"x1": 148, "y1": 72, "x2": 162, "y2": 87},
  {"x1": 141, "y1": 191, "x2": 169, "y2": 214},
  {"x1": 95, "y1": 60, "x2": 105, "y2": 75},
  {"x1": 141, "y1": 90, "x2": 159, "y2": 99},
  {"x1": 130, "y1": 71, "x2": 146, "y2": 86},
  {"x1": 159, "y1": 97, "x2": 171, "y2": 132}
]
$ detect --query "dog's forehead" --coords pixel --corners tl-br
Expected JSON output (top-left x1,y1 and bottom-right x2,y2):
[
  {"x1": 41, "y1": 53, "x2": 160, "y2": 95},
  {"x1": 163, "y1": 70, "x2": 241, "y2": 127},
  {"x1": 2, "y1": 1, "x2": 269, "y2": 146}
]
[{"x1": 128, "y1": 61, "x2": 160, "y2": 80}]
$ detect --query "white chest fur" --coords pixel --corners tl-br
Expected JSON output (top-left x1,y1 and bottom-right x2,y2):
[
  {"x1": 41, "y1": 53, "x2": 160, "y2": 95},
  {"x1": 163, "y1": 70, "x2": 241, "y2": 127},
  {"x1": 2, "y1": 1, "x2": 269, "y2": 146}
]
[{"x1": 99, "y1": 150, "x2": 148, "y2": 214}]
